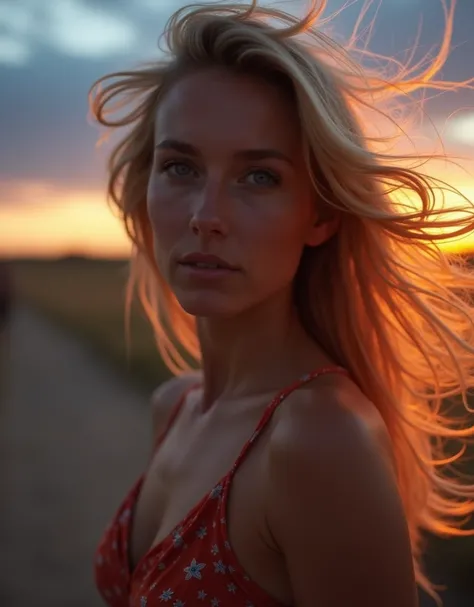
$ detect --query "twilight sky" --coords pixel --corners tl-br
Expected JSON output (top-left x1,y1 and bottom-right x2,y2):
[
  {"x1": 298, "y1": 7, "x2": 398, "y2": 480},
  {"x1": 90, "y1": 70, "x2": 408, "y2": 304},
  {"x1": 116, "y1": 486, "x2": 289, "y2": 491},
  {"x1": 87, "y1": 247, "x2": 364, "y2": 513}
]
[{"x1": 0, "y1": 0, "x2": 473, "y2": 257}]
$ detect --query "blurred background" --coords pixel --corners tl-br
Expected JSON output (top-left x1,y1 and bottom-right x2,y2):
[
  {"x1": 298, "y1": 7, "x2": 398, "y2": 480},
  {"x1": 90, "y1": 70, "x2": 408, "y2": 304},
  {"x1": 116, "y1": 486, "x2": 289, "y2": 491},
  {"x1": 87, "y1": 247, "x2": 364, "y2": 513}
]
[{"x1": 0, "y1": 0, "x2": 473, "y2": 605}]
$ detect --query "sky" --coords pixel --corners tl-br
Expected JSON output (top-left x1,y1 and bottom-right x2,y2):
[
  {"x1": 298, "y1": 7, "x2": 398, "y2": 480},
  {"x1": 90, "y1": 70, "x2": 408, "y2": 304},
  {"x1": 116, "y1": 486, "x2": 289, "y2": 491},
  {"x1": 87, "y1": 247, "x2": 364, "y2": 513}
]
[{"x1": 0, "y1": 0, "x2": 473, "y2": 258}]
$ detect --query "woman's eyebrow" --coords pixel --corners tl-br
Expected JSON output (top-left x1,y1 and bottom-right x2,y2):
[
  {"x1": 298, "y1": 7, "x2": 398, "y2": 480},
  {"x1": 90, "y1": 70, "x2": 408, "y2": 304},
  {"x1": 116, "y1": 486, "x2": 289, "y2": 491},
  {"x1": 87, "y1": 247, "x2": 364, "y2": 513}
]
[{"x1": 155, "y1": 138, "x2": 294, "y2": 166}]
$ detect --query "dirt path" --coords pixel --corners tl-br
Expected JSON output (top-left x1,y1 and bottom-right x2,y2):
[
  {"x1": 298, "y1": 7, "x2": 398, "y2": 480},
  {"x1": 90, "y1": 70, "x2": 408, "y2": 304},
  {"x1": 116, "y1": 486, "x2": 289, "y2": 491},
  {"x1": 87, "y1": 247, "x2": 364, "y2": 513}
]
[
  {"x1": 0, "y1": 306, "x2": 472, "y2": 607},
  {"x1": 0, "y1": 306, "x2": 151, "y2": 607}
]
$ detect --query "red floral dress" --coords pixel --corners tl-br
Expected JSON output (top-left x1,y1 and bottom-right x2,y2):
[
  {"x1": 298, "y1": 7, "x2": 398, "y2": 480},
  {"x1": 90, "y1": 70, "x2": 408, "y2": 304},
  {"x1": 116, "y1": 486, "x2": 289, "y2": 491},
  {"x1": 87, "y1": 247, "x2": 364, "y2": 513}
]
[{"x1": 94, "y1": 366, "x2": 349, "y2": 607}]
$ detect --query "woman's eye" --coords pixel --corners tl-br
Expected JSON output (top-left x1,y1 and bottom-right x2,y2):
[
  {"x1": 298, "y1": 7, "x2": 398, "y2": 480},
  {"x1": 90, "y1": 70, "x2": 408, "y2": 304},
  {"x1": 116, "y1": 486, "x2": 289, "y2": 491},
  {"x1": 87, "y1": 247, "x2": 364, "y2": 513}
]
[
  {"x1": 245, "y1": 169, "x2": 280, "y2": 187},
  {"x1": 161, "y1": 161, "x2": 196, "y2": 178}
]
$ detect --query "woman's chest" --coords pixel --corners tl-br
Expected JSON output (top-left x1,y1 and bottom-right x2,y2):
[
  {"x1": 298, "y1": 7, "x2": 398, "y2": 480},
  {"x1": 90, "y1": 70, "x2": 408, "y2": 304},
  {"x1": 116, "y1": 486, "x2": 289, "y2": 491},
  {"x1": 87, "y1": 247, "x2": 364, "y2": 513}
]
[
  {"x1": 129, "y1": 407, "x2": 262, "y2": 566},
  {"x1": 128, "y1": 408, "x2": 292, "y2": 605}
]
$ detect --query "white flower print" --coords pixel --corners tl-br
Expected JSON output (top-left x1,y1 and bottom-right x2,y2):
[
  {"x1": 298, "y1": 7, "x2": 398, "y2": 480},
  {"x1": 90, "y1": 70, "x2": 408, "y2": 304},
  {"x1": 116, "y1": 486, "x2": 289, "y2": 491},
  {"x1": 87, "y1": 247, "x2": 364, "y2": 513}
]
[
  {"x1": 119, "y1": 508, "x2": 131, "y2": 524},
  {"x1": 140, "y1": 597, "x2": 147, "y2": 607},
  {"x1": 172, "y1": 529, "x2": 184, "y2": 547},
  {"x1": 159, "y1": 588, "x2": 174, "y2": 601},
  {"x1": 228, "y1": 565, "x2": 236, "y2": 573},
  {"x1": 227, "y1": 583, "x2": 237, "y2": 594},
  {"x1": 173, "y1": 601, "x2": 185, "y2": 607},
  {"x1": 211, "y1": 544, "x2": 219, "y2": 555},
  {"x1": 209, "y1": 484, "x2": 223, "y2": 499},
  {"x1": 196, "y1": 525, "x2": 207, "y2": 539},
  {"x1": 211, "y1": 599, "x2": 221, "y2": 607},
  {"x1": 197, "y1": 590, "x2": 207, "y2": 600},
  {"x1": 224, "y1": 541, "x2": 231, "y2": 551},
  {"x1": 213, "y1": 560, "x2": 226, "y2": 574},
  {"x1": 184, "y1": 558, "x2": 206, "y2": 580}
]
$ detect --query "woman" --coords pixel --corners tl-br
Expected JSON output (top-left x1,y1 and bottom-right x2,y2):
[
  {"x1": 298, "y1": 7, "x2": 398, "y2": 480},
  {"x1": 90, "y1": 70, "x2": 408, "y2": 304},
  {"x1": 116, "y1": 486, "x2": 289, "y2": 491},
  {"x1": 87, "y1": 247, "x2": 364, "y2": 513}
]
[{"x1": 90, "y1": 1, "x2": 474, "y2": 606}]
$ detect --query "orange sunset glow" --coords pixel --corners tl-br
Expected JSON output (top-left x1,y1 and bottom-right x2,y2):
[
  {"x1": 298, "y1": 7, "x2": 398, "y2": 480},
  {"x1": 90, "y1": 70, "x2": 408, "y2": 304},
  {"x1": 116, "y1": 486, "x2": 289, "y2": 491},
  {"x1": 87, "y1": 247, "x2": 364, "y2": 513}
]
[
  {"x1": 0, "y1": 0, "x2": 473, "y2": 260},
  {"x1": 1, "y1": 159, "x2": 473, "y2": 259},
  {"x1": 0, "y1": 184, "x2": 130, "y2": 259}
]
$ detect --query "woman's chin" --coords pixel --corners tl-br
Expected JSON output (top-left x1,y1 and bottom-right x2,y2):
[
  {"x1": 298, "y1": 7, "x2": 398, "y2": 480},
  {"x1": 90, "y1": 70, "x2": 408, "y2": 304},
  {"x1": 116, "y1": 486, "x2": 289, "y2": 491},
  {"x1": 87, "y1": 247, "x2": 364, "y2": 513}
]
[{"x1": 176, "y1": 294, "x2": 237, "y2": 318}]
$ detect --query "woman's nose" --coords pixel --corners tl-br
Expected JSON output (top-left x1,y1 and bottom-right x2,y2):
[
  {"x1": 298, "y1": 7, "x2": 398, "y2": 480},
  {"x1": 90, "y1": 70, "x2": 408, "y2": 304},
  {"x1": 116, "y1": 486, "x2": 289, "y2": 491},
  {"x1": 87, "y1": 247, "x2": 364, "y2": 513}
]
[{"x1": 189, "y1": 186, "x2": 229, "y2": 237}]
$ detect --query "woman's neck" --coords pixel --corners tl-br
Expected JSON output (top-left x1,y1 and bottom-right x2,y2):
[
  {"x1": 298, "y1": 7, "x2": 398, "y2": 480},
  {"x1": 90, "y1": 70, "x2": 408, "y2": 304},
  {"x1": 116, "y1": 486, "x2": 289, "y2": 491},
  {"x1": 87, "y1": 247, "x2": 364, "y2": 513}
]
[{"x1": 196, "y1": 290, "x2": 332, "y2": 409}]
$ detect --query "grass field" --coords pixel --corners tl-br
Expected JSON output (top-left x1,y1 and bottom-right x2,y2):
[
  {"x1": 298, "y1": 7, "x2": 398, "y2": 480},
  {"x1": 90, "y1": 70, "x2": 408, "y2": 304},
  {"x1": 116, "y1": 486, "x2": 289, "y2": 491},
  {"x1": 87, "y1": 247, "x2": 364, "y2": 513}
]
[
  {"x1": 11, "y1": 257, "x2": 172, "y2": 392},
  {"x1": 8, "y1": 256, "x2": 474, "y2": 596}
]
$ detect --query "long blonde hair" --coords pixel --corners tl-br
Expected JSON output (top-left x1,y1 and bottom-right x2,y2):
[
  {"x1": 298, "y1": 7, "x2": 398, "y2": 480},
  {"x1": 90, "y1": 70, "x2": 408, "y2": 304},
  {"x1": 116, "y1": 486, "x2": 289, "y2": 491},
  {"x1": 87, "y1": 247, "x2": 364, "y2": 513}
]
[{"x1": 89, "y1": 1, "x2": 474, "y2": 601}]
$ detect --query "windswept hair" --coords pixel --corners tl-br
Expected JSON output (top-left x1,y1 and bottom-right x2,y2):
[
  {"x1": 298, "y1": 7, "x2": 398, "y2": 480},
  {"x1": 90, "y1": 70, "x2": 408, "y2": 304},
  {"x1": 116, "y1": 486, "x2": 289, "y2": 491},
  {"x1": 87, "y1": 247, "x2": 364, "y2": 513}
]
[{"x1": 89, "y1": 1, "x2": 474, "y2": 601}]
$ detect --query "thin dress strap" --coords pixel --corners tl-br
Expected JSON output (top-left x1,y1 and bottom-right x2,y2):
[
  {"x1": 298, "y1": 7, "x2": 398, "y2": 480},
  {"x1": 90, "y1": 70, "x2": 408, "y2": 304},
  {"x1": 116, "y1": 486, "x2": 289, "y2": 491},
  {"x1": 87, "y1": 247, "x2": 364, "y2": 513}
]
[
  {"x1": 152, "y1": 382, "x2": 200, "y2": 452},
  {"x1": 229, "y1": 365, "x2": 350, "y2": 476}
]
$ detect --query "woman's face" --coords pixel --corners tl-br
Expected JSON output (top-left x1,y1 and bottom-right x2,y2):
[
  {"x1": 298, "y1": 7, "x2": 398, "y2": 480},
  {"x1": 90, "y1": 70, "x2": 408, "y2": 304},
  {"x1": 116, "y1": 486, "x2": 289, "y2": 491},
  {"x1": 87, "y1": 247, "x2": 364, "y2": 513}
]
[{"x1": 147, "y1": 67, "x2": 327, "y2": 318}]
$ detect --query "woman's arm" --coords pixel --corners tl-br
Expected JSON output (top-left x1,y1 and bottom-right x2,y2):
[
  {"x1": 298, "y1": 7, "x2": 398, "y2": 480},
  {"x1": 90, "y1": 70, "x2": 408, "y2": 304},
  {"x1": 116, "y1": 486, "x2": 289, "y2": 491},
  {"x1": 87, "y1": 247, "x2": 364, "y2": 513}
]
[{"x1": 265, "y1": 391, "x2": 418, "y2": 607}]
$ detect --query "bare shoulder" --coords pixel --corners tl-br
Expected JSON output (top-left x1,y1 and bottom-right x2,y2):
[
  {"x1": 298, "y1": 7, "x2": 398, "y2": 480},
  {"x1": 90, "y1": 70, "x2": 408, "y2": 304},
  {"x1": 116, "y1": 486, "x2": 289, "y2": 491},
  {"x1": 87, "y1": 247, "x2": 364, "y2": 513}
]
[
  {"x1": 150, "y1": 371, "x2": 202, "y2": 440},
  {"x1": 270, "y1": 374, "x2": 395, "y2": 472},
  {"x1": 265, "y1": 375, "x2": 417, "y2": 606}
]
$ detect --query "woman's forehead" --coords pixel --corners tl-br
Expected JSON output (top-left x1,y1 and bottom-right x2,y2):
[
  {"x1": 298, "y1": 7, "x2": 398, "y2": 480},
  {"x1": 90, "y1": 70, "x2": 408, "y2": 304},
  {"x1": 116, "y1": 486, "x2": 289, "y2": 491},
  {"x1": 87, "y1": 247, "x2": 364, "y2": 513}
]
[{"x1": 154, "y1": 68, "x2": 302, "y2": 153}]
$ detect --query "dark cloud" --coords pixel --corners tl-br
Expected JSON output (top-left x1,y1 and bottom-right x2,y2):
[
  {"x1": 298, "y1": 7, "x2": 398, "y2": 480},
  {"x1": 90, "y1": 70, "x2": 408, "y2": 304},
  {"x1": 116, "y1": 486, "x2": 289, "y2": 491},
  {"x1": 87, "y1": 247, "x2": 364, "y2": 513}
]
[
  {"x1": 0, "y1": 0, "x2": 472, "y2": 199},
  {"x1": 0, "y1": 52, "x2": 116, "y2": 188}
]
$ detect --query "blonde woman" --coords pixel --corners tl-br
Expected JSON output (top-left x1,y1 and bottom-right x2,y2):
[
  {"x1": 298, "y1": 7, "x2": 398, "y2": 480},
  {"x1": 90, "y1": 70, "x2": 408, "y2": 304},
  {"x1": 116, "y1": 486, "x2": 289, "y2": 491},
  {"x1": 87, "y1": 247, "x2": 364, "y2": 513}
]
[{"x1": 90, "y1": 2, "x2": 474, "y2": 606}]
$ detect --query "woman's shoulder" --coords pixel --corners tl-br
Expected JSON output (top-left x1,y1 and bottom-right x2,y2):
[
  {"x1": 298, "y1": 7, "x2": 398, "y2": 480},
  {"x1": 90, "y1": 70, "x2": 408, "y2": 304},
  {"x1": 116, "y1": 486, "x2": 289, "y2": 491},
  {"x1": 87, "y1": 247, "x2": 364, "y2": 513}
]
[
  {"x1": 150, "y1": 371, "x2": 202, "y2": 439},
  {"x1": 269, "y1": 372, "x2": 395, "y2": 475},
  {"x1": 263, "y1": 375, "x2": 416, "y2": 606}
]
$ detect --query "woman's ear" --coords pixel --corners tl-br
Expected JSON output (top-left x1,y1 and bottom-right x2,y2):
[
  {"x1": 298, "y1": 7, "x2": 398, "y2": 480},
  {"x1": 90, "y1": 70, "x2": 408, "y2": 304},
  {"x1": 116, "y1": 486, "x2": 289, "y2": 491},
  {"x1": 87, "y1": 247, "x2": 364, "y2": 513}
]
[{"x1": 305, "y1": 214, "x2": 340, "y2": 247}]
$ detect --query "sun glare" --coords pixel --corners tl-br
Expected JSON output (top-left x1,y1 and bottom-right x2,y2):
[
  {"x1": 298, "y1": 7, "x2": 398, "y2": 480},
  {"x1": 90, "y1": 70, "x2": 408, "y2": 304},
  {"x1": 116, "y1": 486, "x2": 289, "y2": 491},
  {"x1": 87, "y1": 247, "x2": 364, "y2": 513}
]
[{"x1": 446, "y1": 113, "x2": 474, "y2": 147}]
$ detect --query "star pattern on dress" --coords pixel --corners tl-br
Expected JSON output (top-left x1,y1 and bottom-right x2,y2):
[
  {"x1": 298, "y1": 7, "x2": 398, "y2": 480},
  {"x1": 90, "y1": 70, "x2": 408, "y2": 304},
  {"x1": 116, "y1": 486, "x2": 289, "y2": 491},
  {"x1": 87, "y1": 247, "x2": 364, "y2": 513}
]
[
  {"x1": 159, "y1": 588, "x2": 174, "y2": 601},
  {"x1": 183, "y1": 558, "x2": 206, "y2": 580},
  {"x1": 94, "y1": 368, "x2": 340, "y2": 607}
]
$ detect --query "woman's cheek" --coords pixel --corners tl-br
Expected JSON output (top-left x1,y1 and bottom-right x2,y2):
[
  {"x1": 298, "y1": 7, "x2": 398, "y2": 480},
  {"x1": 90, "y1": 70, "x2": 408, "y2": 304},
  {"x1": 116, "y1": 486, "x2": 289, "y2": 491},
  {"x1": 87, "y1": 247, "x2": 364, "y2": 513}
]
[
  {"x1": 147, "y1": 188, "x2": 190, "y2": 274},
  {"x1": 147, "y1": 182, "x2": 179, "y2": 232},
  {"x1": 262, "y1": 213, "x2": 308, "y2": 273}
]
